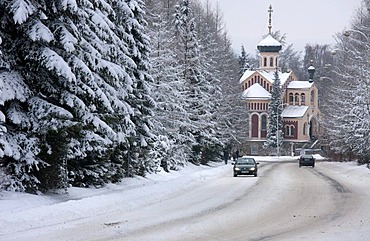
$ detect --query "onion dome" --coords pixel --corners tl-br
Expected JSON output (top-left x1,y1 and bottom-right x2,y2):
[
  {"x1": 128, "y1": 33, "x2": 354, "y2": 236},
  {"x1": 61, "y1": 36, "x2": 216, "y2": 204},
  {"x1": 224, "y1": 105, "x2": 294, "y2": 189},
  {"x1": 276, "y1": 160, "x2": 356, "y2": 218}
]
[{"x1": 257, "y1": 34, "x2": 282, "y2": 52}]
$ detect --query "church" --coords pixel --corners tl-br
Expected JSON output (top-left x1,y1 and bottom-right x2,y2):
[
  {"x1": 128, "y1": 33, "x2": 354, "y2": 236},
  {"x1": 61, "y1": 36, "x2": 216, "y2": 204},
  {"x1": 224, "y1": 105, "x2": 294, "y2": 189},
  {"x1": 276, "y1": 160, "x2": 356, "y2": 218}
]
[{"x1": 240, "y1": 6, "x2": 321, "y2": 155}]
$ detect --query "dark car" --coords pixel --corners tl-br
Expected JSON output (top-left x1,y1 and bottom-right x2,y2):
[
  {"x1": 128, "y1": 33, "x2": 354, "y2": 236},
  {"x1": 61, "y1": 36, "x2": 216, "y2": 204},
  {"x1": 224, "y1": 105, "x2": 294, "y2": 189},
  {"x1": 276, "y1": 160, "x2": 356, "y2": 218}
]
[
  {"x1": 299, "y1": 155, "x2": 315, "y2": 168},
  {"x1": 233, "y1": 157, "x2": 259, "y2": 177}
]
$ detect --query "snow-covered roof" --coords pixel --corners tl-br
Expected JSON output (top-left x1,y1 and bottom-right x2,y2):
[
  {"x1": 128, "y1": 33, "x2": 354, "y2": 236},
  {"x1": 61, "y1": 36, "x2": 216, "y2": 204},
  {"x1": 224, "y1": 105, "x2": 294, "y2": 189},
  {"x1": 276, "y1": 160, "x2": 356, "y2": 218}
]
[
  {"x1": 308, "y1": 65, "x2": 315, "y2": 70},
  {"x1": 239, "y1": 70, "x2": 292, "y2": 86},
  {"x1": 239, "y1": 70, "x2": 255, "y2": 84},
  {"x1": 287, "y1": 81, "x2": 313, "y2": 89},
  {"x1": 242, "y1": 83, "x2": 271, "y2": 100},
  {"x1": 281, "y1": 106, "x2": 308, "y2": 118},
  {"x1": 259, "y1": 70, "x2": 291, "y2": 86},
  {"x1": 257, "y1": 34, "x2": 282, "y2": 47}
]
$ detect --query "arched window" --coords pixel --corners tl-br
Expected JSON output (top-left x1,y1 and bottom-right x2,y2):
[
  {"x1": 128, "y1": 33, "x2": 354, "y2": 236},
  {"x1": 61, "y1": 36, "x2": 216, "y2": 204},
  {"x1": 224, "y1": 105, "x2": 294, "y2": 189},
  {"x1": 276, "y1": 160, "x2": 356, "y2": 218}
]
[
  {"x1": 303, "y1": 122, "x2": 307, "y2": 135},
  {"x1": 311, "y1": 90, "x2": 315, "y2": 105},
  {"x1": 285, "y1": 125, "x2": 295, "y2": 136},
  {"x1": 285, "y1": 126, "x2": 290, "y2": 136},
  {"x1": 264, "y1": 57, "x2": 267, "y2": 67},
  {"x1": 291, "y1": 126, "x2": 295, "y2": 136},
  {"x1": 289, "y1": 93, "x2": 294, "y2": 105},
  {"x1": 251, "y1": 114, "x2": 259, "y2": 138},
  {"x1": 275, "y1": 57, "x2": 278, "y2": 66},
  {"x1": 295, "y1": 93, "x2": 300, "y2": 105},
  {"x1": 301, "y1": 93, "x2": 306, "y2": 105},
  {"x1": 270, "y1": 57, "x2": 274, "y2": 67},
  {"x1": 261, "y1": 115, "x2": 267, "y2": 131}
]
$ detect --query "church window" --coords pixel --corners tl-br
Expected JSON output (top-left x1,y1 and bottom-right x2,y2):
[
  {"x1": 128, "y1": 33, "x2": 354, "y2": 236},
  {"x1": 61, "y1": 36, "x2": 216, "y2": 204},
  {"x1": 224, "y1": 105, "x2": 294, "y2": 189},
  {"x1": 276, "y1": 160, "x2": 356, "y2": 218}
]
[
  {"x1": 285, "y1": 125, "x2": 295, "y2": 136},
  {"x1": 275, "y1": 57, "x2": 278, "y2": 66},
  {"x1": 295, "y1": 93, "x2": 299, "y2": 105},
  {"x1": 264, "y1": 57, "x2": 267, "y2": 67},
  {"x1": 289, "y1": 93, "x2": 294, "y2": 105},
  {"x1": 261, "y1": 115, "x2": 267, "y2": 131},
  {"x1": 270, "y1": 57, "x2": 274, "y2": 67},
  {"x1": 311, "y1": 90, "x2": 315, "y2": 105},
  {"x1": 303, "y1": 122, "x2": 307, "y2": 135},
  {"x1": 301, "y1": 93, "x2": 306, "y2": 105},
  {"x1": 291, "y1": 126, "x2": 295, "y2": 136}
]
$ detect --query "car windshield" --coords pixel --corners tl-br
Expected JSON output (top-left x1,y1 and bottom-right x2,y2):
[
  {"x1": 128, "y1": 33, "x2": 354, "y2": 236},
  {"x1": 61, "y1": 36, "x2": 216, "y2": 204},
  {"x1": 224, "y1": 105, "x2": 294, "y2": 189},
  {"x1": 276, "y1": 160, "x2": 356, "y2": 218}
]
[{"x1": 236, "y1": 158, "x2": 255, "y2": 165}]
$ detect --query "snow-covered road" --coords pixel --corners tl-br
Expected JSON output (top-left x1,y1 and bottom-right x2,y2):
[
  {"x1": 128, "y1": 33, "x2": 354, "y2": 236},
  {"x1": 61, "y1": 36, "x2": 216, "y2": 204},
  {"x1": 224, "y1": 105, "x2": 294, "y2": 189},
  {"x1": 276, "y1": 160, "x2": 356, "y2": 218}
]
[{"x1": 1, "y1": 157, "x2": 370, "y2": 240}]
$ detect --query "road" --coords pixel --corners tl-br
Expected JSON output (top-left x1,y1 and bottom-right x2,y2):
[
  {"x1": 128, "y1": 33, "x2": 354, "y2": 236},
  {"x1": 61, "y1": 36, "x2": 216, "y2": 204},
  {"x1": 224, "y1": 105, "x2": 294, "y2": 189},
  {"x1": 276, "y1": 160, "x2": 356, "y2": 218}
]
[{"x1": 2, "y1": 160, "x2": 370, "y2": 240}]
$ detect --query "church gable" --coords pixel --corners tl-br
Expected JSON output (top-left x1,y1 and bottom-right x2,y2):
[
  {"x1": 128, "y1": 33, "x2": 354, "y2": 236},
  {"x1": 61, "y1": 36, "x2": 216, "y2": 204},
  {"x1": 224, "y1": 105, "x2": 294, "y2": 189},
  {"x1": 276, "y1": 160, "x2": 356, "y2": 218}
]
[{"x1": 242, "y1": 83, "x2": 271, "y2": 100}]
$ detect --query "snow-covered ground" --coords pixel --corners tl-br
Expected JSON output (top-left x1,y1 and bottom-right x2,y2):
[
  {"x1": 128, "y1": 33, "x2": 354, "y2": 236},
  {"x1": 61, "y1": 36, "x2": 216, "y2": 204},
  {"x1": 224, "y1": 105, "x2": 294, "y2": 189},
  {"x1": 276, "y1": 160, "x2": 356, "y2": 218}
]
[{"x1": 1, "y1": 155, "x2": 369, "y2": 240}]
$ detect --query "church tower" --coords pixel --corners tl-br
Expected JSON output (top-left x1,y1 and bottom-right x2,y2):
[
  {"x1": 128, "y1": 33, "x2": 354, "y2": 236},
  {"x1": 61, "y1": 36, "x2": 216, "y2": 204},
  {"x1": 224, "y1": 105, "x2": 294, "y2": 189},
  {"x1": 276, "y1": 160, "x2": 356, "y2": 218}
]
[{"x1": 257, "y1": 5, "x2": 282, "y2": 71}]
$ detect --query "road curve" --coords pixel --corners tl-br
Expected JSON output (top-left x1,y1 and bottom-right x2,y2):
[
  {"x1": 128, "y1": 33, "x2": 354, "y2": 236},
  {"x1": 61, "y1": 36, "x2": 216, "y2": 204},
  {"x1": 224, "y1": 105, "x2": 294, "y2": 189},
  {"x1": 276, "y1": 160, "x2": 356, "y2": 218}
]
[{"x1": 119, "y1": 161, "x2": 369, "y2": 241}]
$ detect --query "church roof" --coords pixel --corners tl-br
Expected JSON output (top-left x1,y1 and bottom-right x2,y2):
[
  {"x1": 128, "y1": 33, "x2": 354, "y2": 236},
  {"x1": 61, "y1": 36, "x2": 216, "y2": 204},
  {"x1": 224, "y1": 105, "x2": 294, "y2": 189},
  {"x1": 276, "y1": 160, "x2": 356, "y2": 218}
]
[
  {"x1": 242, "y1": 83, "x2": 271, "y2": 100},
  {"x1": 259, "y1": 70, "x2": 291, "y2": 86},
  {"x1": 281, "y1": 106, "x2": 309, "y2": 118},
  {"x1": 257, "y1": 34, "x2": 282, "y2": 52},
  {"x1": 239, "y1": 70, "x2": 292, "y2": 86},
  {"x1": 287, "y1": 81, "x2": 313, "y2": 89}
]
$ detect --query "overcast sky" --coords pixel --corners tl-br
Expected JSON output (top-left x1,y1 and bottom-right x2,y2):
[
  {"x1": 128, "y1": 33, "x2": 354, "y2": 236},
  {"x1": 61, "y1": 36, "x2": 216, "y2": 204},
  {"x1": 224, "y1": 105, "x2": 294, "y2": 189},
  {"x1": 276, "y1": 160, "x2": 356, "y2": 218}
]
[{"x1": 212, "y1": 0, "x2": 363, "y2": 54}]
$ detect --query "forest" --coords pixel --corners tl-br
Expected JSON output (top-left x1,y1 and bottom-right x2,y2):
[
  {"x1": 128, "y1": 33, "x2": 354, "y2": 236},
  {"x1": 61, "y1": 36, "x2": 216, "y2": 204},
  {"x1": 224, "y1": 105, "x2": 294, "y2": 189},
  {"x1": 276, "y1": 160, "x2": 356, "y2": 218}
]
[{"x1": 0, "y1": 0, "x2": 369, "y2": 193}]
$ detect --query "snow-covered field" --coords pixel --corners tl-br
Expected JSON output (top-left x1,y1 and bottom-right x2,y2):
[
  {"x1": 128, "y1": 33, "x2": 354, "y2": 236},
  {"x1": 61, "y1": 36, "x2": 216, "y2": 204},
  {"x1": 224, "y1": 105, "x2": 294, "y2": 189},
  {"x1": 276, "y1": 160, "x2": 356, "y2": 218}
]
[{"x1": 1, "y1": 155, "x2": 370, "y2": 241}]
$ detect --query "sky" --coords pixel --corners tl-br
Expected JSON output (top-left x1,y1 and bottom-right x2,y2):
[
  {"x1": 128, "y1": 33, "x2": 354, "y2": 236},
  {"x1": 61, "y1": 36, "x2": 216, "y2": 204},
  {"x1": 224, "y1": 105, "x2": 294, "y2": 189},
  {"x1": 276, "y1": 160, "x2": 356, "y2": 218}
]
[{"x1": 212, "y1": 0, "x2": 363, "y2": 54}]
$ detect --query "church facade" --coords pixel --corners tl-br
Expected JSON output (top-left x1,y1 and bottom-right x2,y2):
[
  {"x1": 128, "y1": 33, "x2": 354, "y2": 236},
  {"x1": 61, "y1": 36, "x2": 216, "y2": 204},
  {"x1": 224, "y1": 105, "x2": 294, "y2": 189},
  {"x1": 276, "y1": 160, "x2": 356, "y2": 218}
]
[{"x1": 240, "y1": 6, "x2": 321, "y2": 155}]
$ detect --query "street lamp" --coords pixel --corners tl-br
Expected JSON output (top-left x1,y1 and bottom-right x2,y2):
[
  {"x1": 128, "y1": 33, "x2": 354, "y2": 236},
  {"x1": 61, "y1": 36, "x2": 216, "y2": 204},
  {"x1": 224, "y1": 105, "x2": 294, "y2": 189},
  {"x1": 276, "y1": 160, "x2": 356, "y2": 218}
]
[{"x1": 343, "y1": 29, "x2": 369, "y2": 41}]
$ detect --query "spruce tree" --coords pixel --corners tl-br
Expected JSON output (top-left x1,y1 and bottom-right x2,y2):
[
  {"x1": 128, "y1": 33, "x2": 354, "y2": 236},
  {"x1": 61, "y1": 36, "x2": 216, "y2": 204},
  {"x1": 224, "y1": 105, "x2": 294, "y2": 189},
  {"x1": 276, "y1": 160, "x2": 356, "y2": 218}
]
[
  {"x1": 238, "y1": 45, "x2": 249, "y2": 74},
  {"x1": 146, "y1": 0, "x2": 190, "y2": 170},
  {"x1": 265, "y1": 70, "x2": 283, "y2": 150}
]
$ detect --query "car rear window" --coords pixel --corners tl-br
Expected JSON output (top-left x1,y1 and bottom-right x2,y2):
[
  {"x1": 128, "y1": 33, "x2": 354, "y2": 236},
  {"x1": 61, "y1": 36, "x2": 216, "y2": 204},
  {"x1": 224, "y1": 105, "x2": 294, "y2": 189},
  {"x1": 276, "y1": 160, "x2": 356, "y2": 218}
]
[{"x1": 236, "y1": 158, "x2": 255, "y2": 164}]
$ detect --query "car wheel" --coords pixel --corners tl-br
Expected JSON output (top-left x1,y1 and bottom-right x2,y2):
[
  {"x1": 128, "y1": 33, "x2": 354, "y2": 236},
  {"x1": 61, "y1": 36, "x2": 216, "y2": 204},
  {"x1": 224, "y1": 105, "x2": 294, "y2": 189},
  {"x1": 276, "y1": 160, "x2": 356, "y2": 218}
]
[
  {"x1": 233, "y1": 173, "x2": 237, "y2": 177},
  {"x1": 254, "y1": 172, "x2": 257, "y2": 177}
]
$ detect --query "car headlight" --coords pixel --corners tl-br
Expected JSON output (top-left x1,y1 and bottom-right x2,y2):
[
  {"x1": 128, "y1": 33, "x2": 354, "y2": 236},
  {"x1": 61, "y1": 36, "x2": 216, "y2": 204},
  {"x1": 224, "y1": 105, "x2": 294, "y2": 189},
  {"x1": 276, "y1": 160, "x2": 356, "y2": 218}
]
[
  {"x1": 234, "y1": 167, "x2": 240, "y2": 171},
  {"x1": 250, "y1": 167, "x2": 256, "y2": 171}
]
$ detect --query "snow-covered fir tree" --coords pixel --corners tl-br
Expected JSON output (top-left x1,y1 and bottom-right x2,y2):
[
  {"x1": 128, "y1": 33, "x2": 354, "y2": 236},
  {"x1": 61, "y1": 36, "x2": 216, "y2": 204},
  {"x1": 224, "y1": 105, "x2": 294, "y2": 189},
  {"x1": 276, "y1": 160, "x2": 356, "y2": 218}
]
[
  {"x1": 146, "y1": 0, "x2": 191, "y2": 171},
  {"x1": 323, "y1": 0, "x2": 370, "y2": 163},
  {"x1": 0, "y1": 0, "x2": 155, "y2": 191},
  {"x1": 264, "y1": 70, "x2": 283, "y2": 149},
  {"x1": 238, "y1": 45, "x2": 250, "y2": 74},
  {"x1": 117, "y1": 0, "x2": 156, "y2": 176},
  {"x1": 174, "y1": 0, "x2": 219, "y2": 164},
  {"x1": 0, "y1": 24, "x2": 46, "y2": 192}
]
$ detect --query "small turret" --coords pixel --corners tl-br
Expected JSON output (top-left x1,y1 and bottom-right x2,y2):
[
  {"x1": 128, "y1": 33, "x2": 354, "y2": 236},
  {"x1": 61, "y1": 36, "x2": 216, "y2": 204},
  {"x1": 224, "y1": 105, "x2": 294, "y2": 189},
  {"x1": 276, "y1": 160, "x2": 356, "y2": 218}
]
[{"x1": 308, "y1": 60, "x2": 315, "y2": 82}]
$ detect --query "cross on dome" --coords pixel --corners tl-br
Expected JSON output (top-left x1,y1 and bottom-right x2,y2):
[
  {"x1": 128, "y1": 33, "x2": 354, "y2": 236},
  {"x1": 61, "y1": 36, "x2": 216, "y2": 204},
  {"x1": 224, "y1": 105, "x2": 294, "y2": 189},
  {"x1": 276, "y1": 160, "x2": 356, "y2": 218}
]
[{"x1": 268, "y1": 5, "x2": 273, "y2": 34}]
